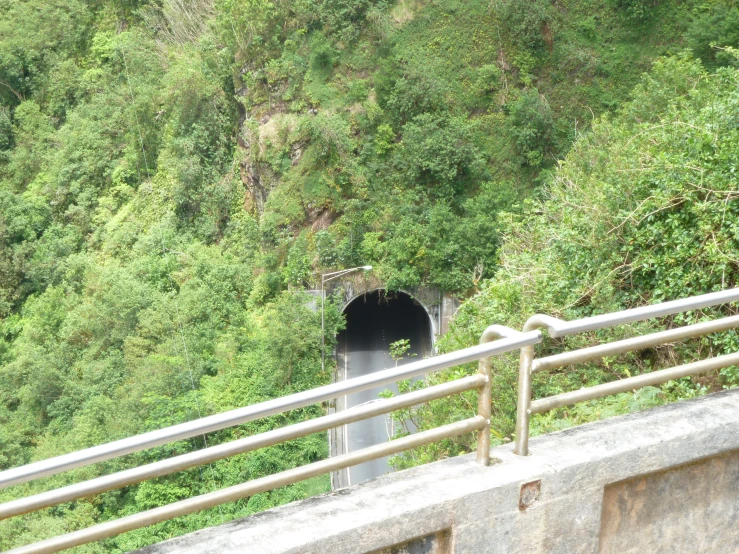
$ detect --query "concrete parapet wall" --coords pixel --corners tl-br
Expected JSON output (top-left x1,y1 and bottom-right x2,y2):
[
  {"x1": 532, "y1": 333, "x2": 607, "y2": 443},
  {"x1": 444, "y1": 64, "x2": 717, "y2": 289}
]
[{"x1": 138, "y1": 389, "x2": 739, "y2": 554}]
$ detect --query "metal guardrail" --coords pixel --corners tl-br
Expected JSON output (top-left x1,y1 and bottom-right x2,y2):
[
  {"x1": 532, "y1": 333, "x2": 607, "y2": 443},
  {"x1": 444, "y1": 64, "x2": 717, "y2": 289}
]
[
  {"x1": 514, "y1": 288, "x2": 739, "y2": 455},
  {"x1": 0, "y1": 325, "x2": 542, "y2": 554},
  {"x1": 0, "y1": 331, "x2": 537, "y2": 491},
  {"x1": 2, "y1": 288, "x2": 739, "y2": 553}
]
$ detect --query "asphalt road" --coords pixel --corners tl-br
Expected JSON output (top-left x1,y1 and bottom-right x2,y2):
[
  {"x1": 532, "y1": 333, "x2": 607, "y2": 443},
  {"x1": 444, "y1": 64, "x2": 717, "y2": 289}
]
[{"x1": 341, "y1": 294, "x2": 429, "y2": 485}]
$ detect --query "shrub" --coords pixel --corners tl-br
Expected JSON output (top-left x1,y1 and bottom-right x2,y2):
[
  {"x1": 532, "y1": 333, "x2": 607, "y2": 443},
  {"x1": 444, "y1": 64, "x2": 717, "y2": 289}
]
[
  {"x1": 505, "y1": 89, "x2": 554, "y2": 167},
  {"x1": 687, "y1": 5, "x2": 739, "y2": 68}
]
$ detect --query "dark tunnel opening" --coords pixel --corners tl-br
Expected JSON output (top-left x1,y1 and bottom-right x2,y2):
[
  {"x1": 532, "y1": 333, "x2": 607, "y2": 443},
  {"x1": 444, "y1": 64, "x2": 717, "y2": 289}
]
[
  {"x1": 334, "y1": 290, "x2": 433, "y2": 485},
  {"x1": 339, "y1": 291, "x2": 433, "y2": 361}
]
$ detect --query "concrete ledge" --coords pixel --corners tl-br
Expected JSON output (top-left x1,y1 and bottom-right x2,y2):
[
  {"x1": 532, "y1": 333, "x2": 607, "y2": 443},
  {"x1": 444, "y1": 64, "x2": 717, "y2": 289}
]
[{"x1": 137, "y1": 389, "x2": 739, "y2": 554}]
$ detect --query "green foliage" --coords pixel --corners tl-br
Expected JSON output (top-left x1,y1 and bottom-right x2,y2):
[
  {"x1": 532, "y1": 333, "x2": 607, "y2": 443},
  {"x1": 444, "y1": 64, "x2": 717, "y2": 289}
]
[
  {"x1": 302, "y1": 111, "x2": 354, "y2": 168},
  {"x1": 687, "y1": 3, "x2": 739, "y2": 68},
  {"x1": 0, "y1": 0, "x2": 735, "y2": 548},
  {"x1": 385, "y1": 65, "x2": 448, "y2": 123},
  {"x1": 505, "y1": 89, "x2": 555, "y2": 167},
  {"x1": 309, "y1": 33, "x2": 338, "y2": 74},
  {"x1": 399, "y1": 114, "x2": 488, "y2": 199},
  {"x1": 374, "y1": 123, "x2": 396, "y2": 156},
  {"x1": 399, "y1": 53, "x2": 739, "y2": 469},
  {"x1": 389, "y1": 338, "x2": 415, "y2": 364},
  {"x1": 499, "y1": 0, "x2": 553, "y2": 55},
  {"x1": 614, "y1": 0, "x2": 657, "y2": 22},
  {"x1": 284, "y1": 233, "x2": 313, "y2": 286},
  {"x1": 295, "y1": 0, "x2": 387, "y2": 42},
  {"x1": 0, "y1": 0, "x2": 92, "y2": 107}
]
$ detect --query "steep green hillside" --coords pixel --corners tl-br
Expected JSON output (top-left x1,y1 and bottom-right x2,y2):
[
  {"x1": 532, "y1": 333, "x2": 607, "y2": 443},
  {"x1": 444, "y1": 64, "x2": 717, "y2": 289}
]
[
  {"x1": 1, "y1": 0, "x2": 738, "y2": 549},
  {"x1": 228, "y1": 0, "x2": 704, "y2": 290},
  {"x1": 398, "y1": 53, "x2": 739, "y2": 468}
]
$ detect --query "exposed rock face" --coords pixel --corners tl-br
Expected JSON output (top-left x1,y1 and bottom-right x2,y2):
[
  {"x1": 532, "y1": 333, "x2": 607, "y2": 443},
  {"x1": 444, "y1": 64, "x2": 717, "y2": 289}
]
[{"x1": 236, "y1": 98, "x2": 307, "y2": 218}]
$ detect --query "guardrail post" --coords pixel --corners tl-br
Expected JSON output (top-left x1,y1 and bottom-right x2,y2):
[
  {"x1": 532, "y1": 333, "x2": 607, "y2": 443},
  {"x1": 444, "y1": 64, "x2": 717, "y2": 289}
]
[
  {"x1": 476, "y1": 353, "x2": 492, "y2": 466},
  {"x1": 513, "y1": 315, "x2": 561, "y2": 456},
  {"x1": 514, "y1": 343, "x2": 534, "y2": 456},
  {"x1": 476, "y1": 325, "x2": 522, "y2": 465}
]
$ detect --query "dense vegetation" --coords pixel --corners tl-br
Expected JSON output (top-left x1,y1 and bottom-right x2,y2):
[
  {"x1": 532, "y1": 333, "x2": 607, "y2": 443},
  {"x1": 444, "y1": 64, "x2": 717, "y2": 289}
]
[
  {"x1": 396, "y1": 53, "x2": 739, "y2": 467},
  {"x1": 1, "y1": 0, "x2": 738, "y2": 550}
]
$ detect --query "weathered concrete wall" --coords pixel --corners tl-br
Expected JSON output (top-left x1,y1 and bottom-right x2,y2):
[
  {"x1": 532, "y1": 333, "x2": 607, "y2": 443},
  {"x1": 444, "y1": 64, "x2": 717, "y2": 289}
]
[
  {"x1": 136, "y1": 389, "x2": 739, "y2": 554},
  {"x1": 598, "y1": 450, "x2": 738, "y2": 554},
  {"x1": 314, "y1": 275, "x2": 461, "y2": 340}
]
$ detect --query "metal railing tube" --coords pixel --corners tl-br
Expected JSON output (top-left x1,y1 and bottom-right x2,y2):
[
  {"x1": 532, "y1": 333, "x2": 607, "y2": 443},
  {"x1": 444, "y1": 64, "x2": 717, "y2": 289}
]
[
  {"x1": 0, "y1": 375, "x2": 487, "y2": 521},
  {"x1": 513, "y1": 289, "x2": 739, "y2": 455},
  {"x1": 529, "y1": 352, "x2": 739, "y2": 414},
  {"x1": 0, "y1": 331, "x2": 542, "y2": 490},
  {"x1": 8, "y1": 417, "x2": 488, "y2": 554},
  {"x1": 475, "y1": 325, "x2": 524, "y2": 465},
  {"x1": 543, "y1": 287, "x2": 739, "y2": 338},
  {"x1": 533, "y1": 315, "x2": 739, "y2": 373}
]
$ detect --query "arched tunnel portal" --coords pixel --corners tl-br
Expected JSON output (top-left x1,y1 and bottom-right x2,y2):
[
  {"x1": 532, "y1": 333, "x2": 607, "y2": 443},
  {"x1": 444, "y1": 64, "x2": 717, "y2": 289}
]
[{"x1": 332, "y1": 290, "x2": 434, "y2": 488}]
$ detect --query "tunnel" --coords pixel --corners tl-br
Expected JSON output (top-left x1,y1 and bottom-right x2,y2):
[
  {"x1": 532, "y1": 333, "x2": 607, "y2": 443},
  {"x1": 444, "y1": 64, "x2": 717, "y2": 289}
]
[{"x1": 335, "y1": 290, "x2": 434, "y2": 486}]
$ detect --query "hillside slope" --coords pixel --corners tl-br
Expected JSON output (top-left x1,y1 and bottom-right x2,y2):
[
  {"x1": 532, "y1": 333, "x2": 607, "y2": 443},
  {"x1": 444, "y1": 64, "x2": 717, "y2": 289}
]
[
  {"x1": 1, "y1": 0, "x2": 739, "y2": 550},
  {"x1": 398, "y1": 54, "x2": 739, "y2": 469}
]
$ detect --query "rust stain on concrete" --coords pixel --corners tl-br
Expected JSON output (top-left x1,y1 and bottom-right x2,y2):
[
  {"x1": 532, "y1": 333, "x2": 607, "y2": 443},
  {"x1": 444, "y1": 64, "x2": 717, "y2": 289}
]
[{"x1": 599, "y1": 450, "x2": 739, "y2": 554}]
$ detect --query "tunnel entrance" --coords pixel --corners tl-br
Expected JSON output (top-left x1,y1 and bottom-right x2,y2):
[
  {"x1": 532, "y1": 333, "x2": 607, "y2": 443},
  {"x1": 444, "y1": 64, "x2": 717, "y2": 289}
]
[{"x1": 334, "y1": 290, "x2": 433, "y2": 487}]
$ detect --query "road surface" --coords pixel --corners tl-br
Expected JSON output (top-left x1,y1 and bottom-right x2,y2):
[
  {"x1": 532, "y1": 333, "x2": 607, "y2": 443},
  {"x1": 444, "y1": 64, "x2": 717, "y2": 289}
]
[{"x1": 340, "y1": 294, "x2": 429, "y2": 485}]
